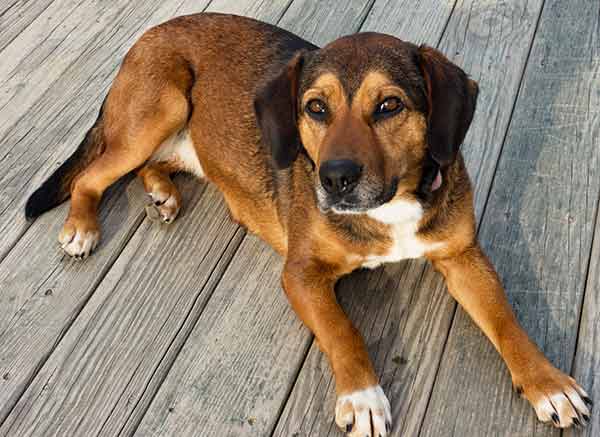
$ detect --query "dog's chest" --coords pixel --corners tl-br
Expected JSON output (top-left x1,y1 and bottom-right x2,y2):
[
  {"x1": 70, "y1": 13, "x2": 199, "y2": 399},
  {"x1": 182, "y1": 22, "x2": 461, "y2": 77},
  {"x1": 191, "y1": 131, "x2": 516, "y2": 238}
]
[{"x1": 360, "y1": 199, "x2": 443, "y2": 269}]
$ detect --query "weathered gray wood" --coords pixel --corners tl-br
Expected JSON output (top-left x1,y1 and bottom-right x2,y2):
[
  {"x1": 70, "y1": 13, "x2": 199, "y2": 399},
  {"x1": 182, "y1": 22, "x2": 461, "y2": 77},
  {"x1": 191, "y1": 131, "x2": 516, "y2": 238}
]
[
  {"x1": 0, "y1": 184, "x2": 244, "y2": 437},
  {"x1": 206, "y1": 0, "x2": 294, "y2": 23},
  {"x1": 277, "y1": 0, "x2": 375, "y2": 46},
  {"x1": 567, "y1": 212, "x2": 600, "y2": 437},
  {"x1": 0, "y1": 0, "x2": 211, "y2": 261},
  {"x1": 421, "y1": 0, "x2": 600, "y2": 435},
  {"x1": 274, "y1": 0, "x2": 549, "y2": 435},
  {"x1": 0, "y1": 0, "x2": 55, "y2": 52},
  {"x1": 360, "y1": 0, "x2": 454, "y2": 45},
  {"x1": 0, "y1": 178, "x2": 148, "y2": 425},
  {"x1": 0, "y1": 0, "x2": 137, "y2": 139},
  {"x1": 0, "y1": 1, "x2": 294, "y2": 435},
  {"x1": 134, "y1": 235, "x2": 312, "y2": 437}
]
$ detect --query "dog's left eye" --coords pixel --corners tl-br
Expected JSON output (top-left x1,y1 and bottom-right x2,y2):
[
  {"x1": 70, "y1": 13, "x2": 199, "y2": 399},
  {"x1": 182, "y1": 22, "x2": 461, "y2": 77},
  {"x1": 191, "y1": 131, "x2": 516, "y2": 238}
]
[{"x1": 374, "y1": 97, "x2": 404, "y2": 119}]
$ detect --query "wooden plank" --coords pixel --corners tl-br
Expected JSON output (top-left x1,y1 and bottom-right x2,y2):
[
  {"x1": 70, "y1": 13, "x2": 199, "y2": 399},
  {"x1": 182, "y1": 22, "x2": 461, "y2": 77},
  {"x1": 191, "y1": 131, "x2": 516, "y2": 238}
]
[
  {"x1": 0, "y1": 177, "x2": 149, "y2": 425},
  {"x1": 0, "y1": 0, "x2": 134, "y2": 140},
  {"x1": 133, "y1": 235, "x2": 311, "y2": 437},
  {"x1": 568, "y1": 214, "x2": 600, "y2": 437},
  {"x1": 0, "y1": 0, "x2": 56, "y2": 52},
  {"x1": 0, "y1": 0, "x2": 214, "y2": 425},
  {"x1": 205, "y1": 0, "x2": 294, "y2": 23},
  {"x1": 0, "y1": 1, "x2": 295, "y2": 435},
  {"x1": 274, "y1": 0, "x2": 549, "y2": 435},
  {"x1": 360, "y1": 0, "x2": 454, "y2": 45},
  {"x1": 277, "y1": 0, "x2": 376, "y2": 46},
  {"x1": 0, "y1": 0, "x2": 211, "y2": 261},
  {"x1": 0, "y1": 184, "x2": 244, "y2": 437},
  {"x1": 421, "y1": 0, "x2": 600, "y2": 435}
]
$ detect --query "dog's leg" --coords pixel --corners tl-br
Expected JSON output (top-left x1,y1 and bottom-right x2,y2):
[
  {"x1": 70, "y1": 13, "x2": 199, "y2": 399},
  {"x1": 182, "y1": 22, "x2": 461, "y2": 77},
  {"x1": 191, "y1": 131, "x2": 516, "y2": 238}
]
[
  {"x1": 59, "y1": 79, "x2": 190, "y2": 258},
  {"x1": 433, "y1": 244, "x2": 592, "y2": 428},
  {"x1": 282, "y1": 263, "x2": 392, "y2": 436},
  {"x1": 138, "y1": 163, "x2": 181, "y2": 224}
]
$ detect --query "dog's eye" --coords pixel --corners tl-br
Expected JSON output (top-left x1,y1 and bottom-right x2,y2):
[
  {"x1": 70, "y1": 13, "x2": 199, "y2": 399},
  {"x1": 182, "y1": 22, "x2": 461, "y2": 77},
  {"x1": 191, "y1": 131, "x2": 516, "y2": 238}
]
[
  {"x1": 374, "y1": 97, "x2": 404, "y2": 120},
  {"x1": 306, "y1": 99, "x2": 328, "y2": 120}
]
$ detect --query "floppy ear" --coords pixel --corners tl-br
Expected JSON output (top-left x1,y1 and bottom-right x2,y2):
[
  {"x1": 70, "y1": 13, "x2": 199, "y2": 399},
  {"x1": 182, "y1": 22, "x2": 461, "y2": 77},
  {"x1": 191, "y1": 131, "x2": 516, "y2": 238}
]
[
  {"x1": 418, "y1": 45, "x2": 479, "y2": 167},
  {"x1": 254, "y1": 52, "x2": 305, "y2": 169}
]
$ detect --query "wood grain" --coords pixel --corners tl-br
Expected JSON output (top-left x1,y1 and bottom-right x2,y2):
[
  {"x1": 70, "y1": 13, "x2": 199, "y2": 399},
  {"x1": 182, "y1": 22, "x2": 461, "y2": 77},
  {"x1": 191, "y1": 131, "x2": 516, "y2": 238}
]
[
  {"x1": 273, "y1": 0, "x2": 549, "y2": 436},
  {"x1": 0, "y1": 0, "x2": 56, "y2": 53},
  {"x1": 0, "y1": 177, "x2": 149, "y2": 425},
  {"x1": 277, "y1": 0, "x2": 376, "y2": 46},
  {"x1": 360, "y1": 0, "x2": 454, "y2": 45},
  {"x1": 133, "y1": 235, "x2": 312, "y2": 437},
  {"x1": 0, "y1": 183, "x2": 244, "y2": 437},
  {"x1": 421, "y1": 0, "x2": 600, "y2": 435}
]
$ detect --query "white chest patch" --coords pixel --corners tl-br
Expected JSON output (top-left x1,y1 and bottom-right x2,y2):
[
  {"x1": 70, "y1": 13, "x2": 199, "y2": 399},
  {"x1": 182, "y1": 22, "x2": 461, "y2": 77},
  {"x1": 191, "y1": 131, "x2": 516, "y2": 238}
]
[
  {"x1": 150, "y1": 128, "x2": 205, "y2": 178},
  {"x1": 361, "y1": 199, "x2": 445, "y2": 269}
]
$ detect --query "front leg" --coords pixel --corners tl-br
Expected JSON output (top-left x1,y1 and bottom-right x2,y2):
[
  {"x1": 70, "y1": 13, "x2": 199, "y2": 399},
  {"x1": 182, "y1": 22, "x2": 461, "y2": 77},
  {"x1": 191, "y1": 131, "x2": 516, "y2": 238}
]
[
  {"x1": 433, "y1": 244, "x2": 592, "y2": 428},
  {"x1": 282, "y1": 260, "x2": 391, "y2": 436}
]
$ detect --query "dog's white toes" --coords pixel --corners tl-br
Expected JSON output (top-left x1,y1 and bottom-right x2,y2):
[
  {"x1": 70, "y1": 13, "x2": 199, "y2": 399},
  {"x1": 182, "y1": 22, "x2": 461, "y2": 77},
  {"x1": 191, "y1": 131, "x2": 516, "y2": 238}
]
[
  {"x1": 335, "y1": 385, "x2": 391, "y2": 436},
  {"x1": 145, "y1": 191, "x2": 180, "y2": 223},
  {"x1": 524, "y1": 379, "x2": 591, "y2": 428},
  {"x1": 59, "y1": 228, "x2": 99, "y2": 258}
]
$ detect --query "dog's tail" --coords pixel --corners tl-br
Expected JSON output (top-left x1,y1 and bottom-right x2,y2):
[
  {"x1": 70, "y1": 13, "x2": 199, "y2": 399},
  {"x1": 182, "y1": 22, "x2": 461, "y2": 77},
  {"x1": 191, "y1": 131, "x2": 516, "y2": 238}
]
[{"x1": 25, "y1": 104, "x2": 106, "y2": 220}]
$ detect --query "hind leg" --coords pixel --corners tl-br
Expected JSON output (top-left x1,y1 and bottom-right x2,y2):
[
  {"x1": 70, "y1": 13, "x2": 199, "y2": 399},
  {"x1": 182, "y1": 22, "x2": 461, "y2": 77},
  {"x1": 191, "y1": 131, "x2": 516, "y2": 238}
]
[
  {"x1": 60, "y1": 89, "x2": 190, "y2": 258},
  {"x1": 59, "y1": 148, "x2": 152, "y2": 258},
  {"x1": 138, "y1": 162, "x2": 182, "y2": 224}
]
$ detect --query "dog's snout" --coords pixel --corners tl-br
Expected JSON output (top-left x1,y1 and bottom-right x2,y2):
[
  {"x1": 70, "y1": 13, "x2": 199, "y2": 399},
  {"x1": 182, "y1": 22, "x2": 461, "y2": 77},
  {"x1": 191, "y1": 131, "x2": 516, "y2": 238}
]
[{"x1": 319, "y1": 159, "x2": 363, "y2": 195}]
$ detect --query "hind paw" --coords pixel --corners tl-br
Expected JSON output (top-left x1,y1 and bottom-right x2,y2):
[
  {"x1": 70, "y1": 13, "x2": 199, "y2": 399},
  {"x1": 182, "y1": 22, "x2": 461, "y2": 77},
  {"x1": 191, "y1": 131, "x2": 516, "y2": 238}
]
[
  {"x1": 59, "y1": 220, "x2": 100, "y2": 259},
  {"x1": 145, "y1": 190, "x2": 180, "y2": 224}
]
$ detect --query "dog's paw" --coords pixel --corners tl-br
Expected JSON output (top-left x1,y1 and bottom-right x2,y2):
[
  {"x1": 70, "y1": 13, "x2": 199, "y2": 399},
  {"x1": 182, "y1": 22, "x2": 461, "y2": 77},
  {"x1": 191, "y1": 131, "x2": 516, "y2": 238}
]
[
  {"x1": 335, "y1": 385, "x2": 391, "y2": 436},
  {"x1": 514, "y1": 366, "x2": 592, "y2": 428},
  {"x1": 58, "y1": 220, "x2": 100, "y2": 259},
  {"x1": 145, "y1": 190, "x2": 180, "y2": 224}
]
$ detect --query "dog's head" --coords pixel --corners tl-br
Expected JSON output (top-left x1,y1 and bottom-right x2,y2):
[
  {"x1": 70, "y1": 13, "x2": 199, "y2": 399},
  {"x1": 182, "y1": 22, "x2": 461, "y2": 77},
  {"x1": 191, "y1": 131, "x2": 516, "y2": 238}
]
[{"x1": 254, "y1": 33, "x2": 478, "y2": 215}]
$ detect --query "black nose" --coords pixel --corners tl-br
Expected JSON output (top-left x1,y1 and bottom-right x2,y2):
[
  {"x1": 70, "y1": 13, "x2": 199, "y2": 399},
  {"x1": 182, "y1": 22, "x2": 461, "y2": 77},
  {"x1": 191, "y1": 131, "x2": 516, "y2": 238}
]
[{"x1": 319, "y1": 159, "x2": 363, "y2": 195}]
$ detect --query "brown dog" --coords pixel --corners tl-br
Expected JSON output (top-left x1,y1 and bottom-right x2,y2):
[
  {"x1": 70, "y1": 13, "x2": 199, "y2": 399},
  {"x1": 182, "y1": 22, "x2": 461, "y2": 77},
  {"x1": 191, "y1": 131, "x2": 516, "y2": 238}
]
[{"x1": 26, "y1": 13, "x2": 591, "y2": 435}]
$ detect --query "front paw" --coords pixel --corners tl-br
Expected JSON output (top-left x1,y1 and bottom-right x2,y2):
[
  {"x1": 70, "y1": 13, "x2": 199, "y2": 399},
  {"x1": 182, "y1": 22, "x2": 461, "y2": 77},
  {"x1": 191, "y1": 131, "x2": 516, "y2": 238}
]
[
  {"x1": 335, "y1": 385, "x2": 392, "y2": 436},
  {"x1": 514, "y1": 364, "x2": 592, "y2": 428}
]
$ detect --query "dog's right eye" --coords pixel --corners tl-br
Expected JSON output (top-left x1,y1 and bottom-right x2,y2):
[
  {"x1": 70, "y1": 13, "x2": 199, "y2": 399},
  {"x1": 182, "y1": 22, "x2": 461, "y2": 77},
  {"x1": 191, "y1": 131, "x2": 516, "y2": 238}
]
[{"x1": 306, "y1": 99, "x2": 328, "y2": 120}]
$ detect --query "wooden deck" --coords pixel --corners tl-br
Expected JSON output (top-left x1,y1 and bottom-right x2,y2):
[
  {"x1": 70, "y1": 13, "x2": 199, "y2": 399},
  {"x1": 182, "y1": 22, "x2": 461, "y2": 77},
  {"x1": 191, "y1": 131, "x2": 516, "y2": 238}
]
[{"x1": 0, "y1": 0, "x2": 599, "y2": 435}]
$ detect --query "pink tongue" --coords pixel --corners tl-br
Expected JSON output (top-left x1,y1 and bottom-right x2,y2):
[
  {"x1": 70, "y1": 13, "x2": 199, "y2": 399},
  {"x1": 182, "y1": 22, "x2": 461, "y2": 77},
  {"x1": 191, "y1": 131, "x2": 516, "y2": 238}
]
[{"x1": 431, "y1": 170, "x2": 442, "y2": 191}]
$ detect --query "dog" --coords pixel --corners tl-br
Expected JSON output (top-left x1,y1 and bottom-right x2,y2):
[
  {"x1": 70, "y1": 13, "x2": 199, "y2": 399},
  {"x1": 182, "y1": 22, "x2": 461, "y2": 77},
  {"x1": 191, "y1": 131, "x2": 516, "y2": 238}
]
[{"x1": 25, "y1": 13, "x2": 591, "y2": 436}]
